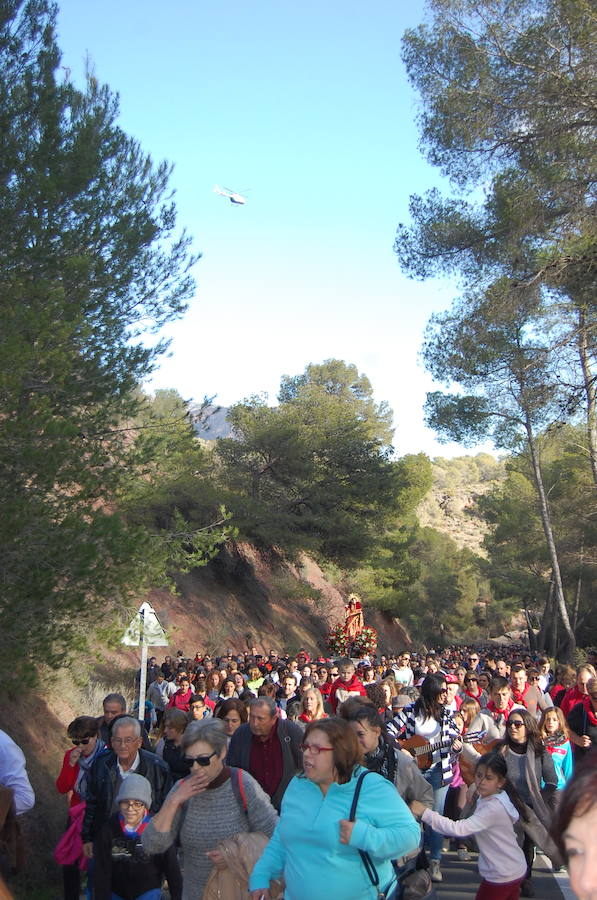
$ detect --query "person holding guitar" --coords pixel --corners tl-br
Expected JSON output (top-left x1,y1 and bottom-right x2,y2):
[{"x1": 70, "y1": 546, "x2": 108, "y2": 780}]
[{"x1": 389, "y1": 673, "x2": 462, "y2": 883}]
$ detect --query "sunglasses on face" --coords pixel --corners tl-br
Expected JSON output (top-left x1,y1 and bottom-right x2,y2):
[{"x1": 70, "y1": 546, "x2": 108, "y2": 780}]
[
  {"x1": 184, "y1": 751, "x2": 217, "y2": 767},
  {"x1": 72, "y1": 737, "x2": 92, "y2": 746},
  {"x1": 508, "y1": 720, "x2": 525, "y2": 728},
  {"x1": 465, "y1": 678, "x2": 478, "y2": 683}
]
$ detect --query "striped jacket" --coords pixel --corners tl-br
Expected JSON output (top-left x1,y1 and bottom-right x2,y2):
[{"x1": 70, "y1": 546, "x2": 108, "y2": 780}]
[{"x1": 388, "y1": 703, "x2": 459, "y2": 786}]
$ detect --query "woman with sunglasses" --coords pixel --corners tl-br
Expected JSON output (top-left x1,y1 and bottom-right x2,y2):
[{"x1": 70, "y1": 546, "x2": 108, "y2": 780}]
[
  {"x1": 142, "y1": 719, "x2": 277, "y2": 900},
  {"x1": 249, "y1": 717, "x2": 420, "y2": 900},
  {"x1": 496, "y1": 708, "x2": 558, "y2": 896},
  {"x1": 56, "y1": 716, "x2": 105, "y2": 899},
  {"x1": 389, "y1": 672, "x2": 462, "y2": 883}
]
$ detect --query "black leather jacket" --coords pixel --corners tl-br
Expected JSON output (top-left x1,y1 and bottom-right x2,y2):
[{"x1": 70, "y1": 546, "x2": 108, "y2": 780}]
[{"x1": 82, "y1": 749, "x2": 172, "y2": 842}]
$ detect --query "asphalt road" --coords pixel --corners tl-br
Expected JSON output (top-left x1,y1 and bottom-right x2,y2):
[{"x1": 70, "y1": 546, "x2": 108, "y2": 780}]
[{"x1": 437, "y1": 850, "x2": 574, "y2": 900}]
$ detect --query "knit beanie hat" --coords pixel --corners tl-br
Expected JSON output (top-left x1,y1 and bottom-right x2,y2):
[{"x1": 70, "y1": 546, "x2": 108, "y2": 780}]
[{"x1": 115, "y1": 774, "x2": 152, "y2": 809}]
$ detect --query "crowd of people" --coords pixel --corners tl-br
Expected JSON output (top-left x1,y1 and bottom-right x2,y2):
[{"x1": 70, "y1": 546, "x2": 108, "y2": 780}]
[{"x1": 1, "y1": 642, "x2": 597, "y2": 900}]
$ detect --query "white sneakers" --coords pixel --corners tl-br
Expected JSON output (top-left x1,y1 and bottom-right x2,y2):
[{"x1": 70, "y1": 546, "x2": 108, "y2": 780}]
[{"x1": 429, "y1": 860, "x2": 442, "y2": 882}]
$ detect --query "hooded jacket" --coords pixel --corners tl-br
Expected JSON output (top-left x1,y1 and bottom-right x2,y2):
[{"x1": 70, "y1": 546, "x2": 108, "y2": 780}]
[{"x1": 422, "y1": 792, "x2": 527, "y2": 884}]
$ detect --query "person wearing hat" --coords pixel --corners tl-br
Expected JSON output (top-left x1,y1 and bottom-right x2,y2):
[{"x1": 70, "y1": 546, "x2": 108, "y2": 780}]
[
  {"x1": 93, "y1": 774, "x2": 182, "y2": 900},
  {"x1": 445, "y1": 674, "x2": 462, "y2": 713}
]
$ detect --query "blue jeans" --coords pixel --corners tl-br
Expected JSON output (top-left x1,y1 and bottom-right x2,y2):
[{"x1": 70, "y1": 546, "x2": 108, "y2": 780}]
[{"x1": 424, "y1": 765, "x2": 450, "y2": 862}]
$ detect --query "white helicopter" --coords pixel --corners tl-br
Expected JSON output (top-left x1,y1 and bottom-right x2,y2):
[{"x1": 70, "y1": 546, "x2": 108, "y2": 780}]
[{"x1": 213, "y1": 184, "x2": 247, "y2": 205}]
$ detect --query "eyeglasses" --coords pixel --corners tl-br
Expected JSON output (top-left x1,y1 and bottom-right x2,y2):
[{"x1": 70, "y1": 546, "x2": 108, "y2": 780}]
[
  {"x1": 184, "y1": 751, "x2": 217, "y2": 767},
  {"x1": 507, "y1": 720, "x2": 525, "y2": 728},
  {"x1": 300, "y1": 743, "x2": 334, "y2": 755},
  {"x1": 465, "y1": 678, "x2": 478, "y2": 683},
  {"x1": 71, "y1": 737, "x2": 91, "y2": 746},
  {"x1": 529, "y1": 676, "x2": 540, "y2": 682},
  {"x1": 119, "y1": 799, "x2": 145, "y2": 809},
  {"x1": 112, "y1": 736, "x2": 139, "y2": 746},
  {"x1": 330, "y1": 671, "x2": 339, "y2": 677}
]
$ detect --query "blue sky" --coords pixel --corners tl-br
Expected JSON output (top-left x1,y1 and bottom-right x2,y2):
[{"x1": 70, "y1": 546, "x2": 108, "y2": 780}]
[{"x1": 56, "y1": 0, "x2": 490, "y2": 458}]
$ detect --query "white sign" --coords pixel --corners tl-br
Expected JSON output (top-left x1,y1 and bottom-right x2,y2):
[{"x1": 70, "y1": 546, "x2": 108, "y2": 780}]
[{"x1": 121, "y1": 601, "x2": 168, "y2": 647}]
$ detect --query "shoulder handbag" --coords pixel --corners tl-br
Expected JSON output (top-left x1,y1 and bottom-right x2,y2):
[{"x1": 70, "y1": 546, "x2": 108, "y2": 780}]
[
  {"x1": 350, "y1": 772, "x2": 436, "y2": 900},
  {"x1": 349, "y1": 771, "x2": 397, "y2": 900}
]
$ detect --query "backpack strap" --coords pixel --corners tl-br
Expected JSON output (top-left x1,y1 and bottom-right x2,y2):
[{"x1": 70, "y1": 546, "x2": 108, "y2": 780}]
[{"x1": 230, "y1": 766, "x2": 248, "y2": 815}]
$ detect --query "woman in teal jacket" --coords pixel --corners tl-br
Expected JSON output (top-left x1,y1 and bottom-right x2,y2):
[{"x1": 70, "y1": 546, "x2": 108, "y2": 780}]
[{"x1": 249, "y1": 717, "x2": 421, "y2": 900}]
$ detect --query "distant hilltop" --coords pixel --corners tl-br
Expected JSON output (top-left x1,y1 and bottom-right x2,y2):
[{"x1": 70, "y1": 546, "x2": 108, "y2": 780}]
[{"x1": 191, "y1": 403, "x2": 234, "y2": 441}]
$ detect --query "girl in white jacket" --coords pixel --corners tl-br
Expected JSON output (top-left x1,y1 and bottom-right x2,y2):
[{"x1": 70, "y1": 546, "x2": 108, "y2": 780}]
[{"x1": 411, "y1": 752, "x2": 528, "y2": 900}]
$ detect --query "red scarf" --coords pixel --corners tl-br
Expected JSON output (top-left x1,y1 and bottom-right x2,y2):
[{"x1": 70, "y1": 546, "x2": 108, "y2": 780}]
[
  {"x1": 118, "y1": 812, "x2": 150, "y2": 836},
  {"x1": 562, "y1": 686, "x2": 587, "y2": 714},
  {"x1": 465, "y1": 687, "x2": 482, "y2": 701},
  {"x1": 582, "y1": 696, "x2": 597, "y2": 726},
  {"x1": 511, "y1": 683, "x2": 530, "y2": 705},
  {"x1": 298, "y1": 712, "x2": 328, "y2": 723},
  {"x1": 487, "y1": 698, "x2": 514, "y2": 720}
]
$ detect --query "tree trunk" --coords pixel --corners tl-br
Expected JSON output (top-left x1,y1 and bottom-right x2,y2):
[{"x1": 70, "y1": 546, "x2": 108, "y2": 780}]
[
  {"x1": 525, "y1": 606, "x2": 537, "y2": 651},
  {"x1": 549, "y1": 606, "x2": 566, "y2": 659},
  {"x1": 578, "y1": 306, "x2": 597, "y2": 486},
  {"x1": 525, "y1": 416, "x2": 576, "y2": 662},
  {"x1": 536, "y1": 580, "x2": 554, "y2": 652},
  {"x1": 572, "y1": 537, "x2": 584, "y2": 632}
]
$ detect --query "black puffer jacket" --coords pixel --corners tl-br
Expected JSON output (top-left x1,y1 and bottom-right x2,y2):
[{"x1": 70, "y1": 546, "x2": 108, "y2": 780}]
[{"x1": 82, "y1": 749, "x2": 172, "y2": 842}]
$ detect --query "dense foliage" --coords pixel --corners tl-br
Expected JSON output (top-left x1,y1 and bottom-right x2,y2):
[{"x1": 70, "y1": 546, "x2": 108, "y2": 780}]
[
  {"x1": 0, "y1": 2, "x2": 225, "y2": 683},
  {"x1": 395, "y1": 0, "x2": 597, "y2": 660},
  {"x1": 215, "y1": 360, "x2": 404, "y2": 566}
]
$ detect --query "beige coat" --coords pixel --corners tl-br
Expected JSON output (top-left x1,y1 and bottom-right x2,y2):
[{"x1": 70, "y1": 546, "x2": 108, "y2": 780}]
[{"x1": 202, "y1": 832, "x2": 284, "y2": 900}]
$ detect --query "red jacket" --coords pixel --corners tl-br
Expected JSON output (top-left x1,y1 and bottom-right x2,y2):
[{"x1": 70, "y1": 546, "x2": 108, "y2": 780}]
[
  {"x1": 328, "y1": 675, "x2": 367, "y2": 713},
  {"x1": 560, "y1": 687, "x2": 588, "y2": 718},
  {"x1": 167, "y1": 688, "x2": 193, "y2": 712},
  {"x1": 56, "y1": 751, "x2": 82, "y2": 808}
]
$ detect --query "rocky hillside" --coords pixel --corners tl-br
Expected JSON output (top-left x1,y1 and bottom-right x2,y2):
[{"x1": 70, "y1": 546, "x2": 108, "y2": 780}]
[{"x1": 417, "y1": 453, "x2": 506, "y2": 555}]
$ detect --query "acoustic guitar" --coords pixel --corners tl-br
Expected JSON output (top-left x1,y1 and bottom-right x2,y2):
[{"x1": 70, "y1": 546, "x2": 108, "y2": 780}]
[
  {"x1": 458, "y1": 739, "x2": 500, "y2": 785},
  {"x1": 398, "y1": 735, "x2": 455, "y2": 771},
  {"x1": 398, "y1": 734, "x2": 499, "y2": 773}
]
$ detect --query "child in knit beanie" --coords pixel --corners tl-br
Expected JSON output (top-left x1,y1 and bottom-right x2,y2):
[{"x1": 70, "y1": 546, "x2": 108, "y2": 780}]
[{"x1": 93, "y1": 774, "x2": 182, "y2": 900}]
